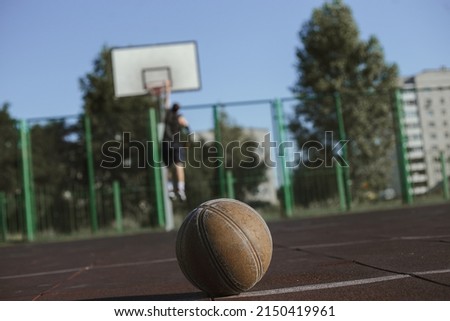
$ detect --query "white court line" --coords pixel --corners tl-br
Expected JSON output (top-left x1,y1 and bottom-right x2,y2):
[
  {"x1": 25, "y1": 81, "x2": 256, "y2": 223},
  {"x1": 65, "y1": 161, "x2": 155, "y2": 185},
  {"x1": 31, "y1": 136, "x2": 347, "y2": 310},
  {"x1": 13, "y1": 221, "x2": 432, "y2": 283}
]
[
  {"x1": 93, "y1": 258, "x2": 177, "y2": 270},
  {"x1": 398, "y1": 235, "x2": 450, "y2": 240},
  {"x1": 291, "y1": 234, "x2": 450, "y2": 249},
  {"x1": 0, "y1": 267, "x2": 89, "y2": 280},
  {"x1": 414, "y1": 269, "x2": 450, "y2": 276},
  {"x1": 0, "y1": 258, "x2": 177, "y2": 280},
  {"x1": 296, "y1": 239, "x2": 377, "y2": 249},
  {"x1": 235, "y1": 269, "x2": 450, "y2": 298},
  {"x1": 235, "y1": 275, "x2": 408, "y2": 298}
]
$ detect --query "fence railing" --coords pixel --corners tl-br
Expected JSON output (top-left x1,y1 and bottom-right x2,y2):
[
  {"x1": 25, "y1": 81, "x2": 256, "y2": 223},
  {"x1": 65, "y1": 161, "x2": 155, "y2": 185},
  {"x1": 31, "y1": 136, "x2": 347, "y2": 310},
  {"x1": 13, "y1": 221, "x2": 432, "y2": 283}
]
[{"x1": 1, "y1": 89, "x2": 449, "y2": 242}]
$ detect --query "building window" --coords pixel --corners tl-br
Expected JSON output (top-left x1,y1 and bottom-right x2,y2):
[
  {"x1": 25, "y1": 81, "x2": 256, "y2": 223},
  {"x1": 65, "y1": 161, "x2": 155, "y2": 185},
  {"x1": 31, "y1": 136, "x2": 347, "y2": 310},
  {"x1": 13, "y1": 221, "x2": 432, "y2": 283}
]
[
  {"x1": 441, "y1": 97, "x2": 445, "y2": 105},
  {"x1": 430, "y1": 133, "x2": 437, "y2": 139},
  {"x1": 429, "y1": 121, "x2": 436, "y2": 127}
]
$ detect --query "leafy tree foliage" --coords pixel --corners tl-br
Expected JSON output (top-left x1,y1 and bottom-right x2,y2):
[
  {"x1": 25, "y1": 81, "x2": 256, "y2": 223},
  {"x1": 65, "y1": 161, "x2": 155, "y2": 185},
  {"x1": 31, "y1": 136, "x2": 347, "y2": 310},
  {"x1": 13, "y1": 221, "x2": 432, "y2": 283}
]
[
  {"x1": 219, "y1": 112, "x2": 268, "y2": 201},
  {"x1": 185, "y1": 111, "x2": 268, "y2": 207},
  {"x1": 79, "y1": 46, "x2": 160, "y2": 225},
  {"x1": 290, "y1": 0, "x2": 399, "y2": 198},
  {"x1": 0, "y1": 103, "x2": 19, "y2": 194}
]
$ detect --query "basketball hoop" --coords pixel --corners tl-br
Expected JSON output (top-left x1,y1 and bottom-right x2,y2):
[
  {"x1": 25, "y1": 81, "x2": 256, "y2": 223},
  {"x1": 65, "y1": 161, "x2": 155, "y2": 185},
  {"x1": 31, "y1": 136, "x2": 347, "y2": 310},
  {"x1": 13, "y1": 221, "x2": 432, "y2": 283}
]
[
  {"x1": 145, "y1": 80, "x2": 169, "y2": 97},
  {"x1": 148, "y1": 86, "x2": 164, "y2": 97},
  {"x1": 111, "y1": 41, "x2": 201, "y2": 98}
]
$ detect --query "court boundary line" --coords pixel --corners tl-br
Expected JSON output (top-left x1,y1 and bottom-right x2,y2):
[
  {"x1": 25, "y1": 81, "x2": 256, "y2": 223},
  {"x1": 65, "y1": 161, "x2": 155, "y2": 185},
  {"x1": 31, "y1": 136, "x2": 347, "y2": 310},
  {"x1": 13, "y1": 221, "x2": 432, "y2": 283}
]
[
  {"x1": 289, "y1": 234, "x2": 450, "y2": 249},
  {"x1": 0, "y1": 258, "x2": 177, "y2": 280},
  {"x1": 232, "y1": 269, "x2": 450, "y2": 298}
]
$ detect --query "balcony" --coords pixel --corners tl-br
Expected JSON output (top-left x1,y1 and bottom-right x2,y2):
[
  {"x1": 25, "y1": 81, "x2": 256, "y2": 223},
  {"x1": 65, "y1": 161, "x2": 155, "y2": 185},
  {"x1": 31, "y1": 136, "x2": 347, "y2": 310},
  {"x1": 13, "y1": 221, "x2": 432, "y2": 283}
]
[
  {"x1": 408, "y1": 150, "x2": 425, "y2": 159},
  {"x1": 405, "y1": 127, "x2": 422, "y2": 136},
  {"x1": 410, "y1": 173, "x2": 428, "y2": 183},
  {"x1": 412, "y1": 186, "x2": 428, "y2": 195},
  {"x1": 407, "y1": 140, "x2": 423, "y2": 149},
  {"x1": 409, "y1": 162, "x2": 426, "y2": 171}
]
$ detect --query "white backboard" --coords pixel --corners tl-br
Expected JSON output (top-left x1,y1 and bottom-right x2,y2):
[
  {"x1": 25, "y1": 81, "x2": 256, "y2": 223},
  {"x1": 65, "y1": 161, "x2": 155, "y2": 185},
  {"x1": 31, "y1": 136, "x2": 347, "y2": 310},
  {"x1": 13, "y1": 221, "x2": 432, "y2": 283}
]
[{"x1": 111, "y1": 41, "x2": 201, "y2": 98}]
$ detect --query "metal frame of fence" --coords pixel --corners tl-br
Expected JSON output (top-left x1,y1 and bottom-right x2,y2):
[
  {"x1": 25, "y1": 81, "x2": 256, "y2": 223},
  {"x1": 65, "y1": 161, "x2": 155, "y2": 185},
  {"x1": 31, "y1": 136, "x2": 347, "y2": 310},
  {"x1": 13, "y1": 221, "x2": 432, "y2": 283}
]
[{"x1": 1, "y1": 89, "x2": 449, "y2": 242}]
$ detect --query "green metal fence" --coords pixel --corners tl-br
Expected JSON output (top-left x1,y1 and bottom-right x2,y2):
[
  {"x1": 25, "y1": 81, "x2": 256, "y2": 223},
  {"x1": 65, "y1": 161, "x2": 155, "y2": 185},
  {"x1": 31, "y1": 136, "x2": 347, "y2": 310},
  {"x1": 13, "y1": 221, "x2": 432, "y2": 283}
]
[{"x1": 1, "y1": 89, "x2": 449, "y2": 242}]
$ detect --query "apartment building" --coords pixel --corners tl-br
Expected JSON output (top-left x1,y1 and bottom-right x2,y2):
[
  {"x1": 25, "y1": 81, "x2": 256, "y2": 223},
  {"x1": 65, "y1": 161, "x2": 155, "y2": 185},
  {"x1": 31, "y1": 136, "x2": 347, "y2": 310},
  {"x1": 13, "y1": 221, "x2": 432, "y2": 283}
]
[{"x1": 400, "y1": 67, "x2": 450, "y2": 193}]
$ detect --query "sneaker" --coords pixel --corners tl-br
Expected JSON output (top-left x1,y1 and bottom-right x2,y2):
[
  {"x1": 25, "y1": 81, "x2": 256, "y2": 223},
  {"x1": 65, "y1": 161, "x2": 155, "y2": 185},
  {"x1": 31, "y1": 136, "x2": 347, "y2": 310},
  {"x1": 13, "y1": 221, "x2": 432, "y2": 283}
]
[
  {"x1": 168, "y1": 190, "x2": 176, "y2": 201},
  {"x1": 177, "y1": 190, "x2": 187, "y2": 202}
]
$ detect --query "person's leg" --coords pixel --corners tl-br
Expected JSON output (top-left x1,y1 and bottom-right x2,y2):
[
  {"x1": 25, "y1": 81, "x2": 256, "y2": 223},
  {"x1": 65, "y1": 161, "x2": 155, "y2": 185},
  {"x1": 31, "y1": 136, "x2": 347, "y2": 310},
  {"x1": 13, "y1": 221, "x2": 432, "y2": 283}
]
[
  {"x1": 167, "y1": 166, "x2": 176, "y2": 200},
  {"x1": 163, "y1": 141, "x2": 176, "y2": 200},
  {"x1": 174, "y1": 162, "x2": 186, "y2": 201},
  {"x1": 172, "y1": 143, "x2": 187, "y2": 201}
]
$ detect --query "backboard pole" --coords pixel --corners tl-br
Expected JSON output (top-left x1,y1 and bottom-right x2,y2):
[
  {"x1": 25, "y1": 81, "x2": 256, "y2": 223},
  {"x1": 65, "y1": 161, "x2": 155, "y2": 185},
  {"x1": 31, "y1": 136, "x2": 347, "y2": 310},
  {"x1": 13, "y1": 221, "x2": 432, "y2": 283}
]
[
  {"x1": 148, "y1": 107, "x2": 165, "y2": 227},
  {"x1": 157, "y1": 86, "x2": 175, "y2": 231}
]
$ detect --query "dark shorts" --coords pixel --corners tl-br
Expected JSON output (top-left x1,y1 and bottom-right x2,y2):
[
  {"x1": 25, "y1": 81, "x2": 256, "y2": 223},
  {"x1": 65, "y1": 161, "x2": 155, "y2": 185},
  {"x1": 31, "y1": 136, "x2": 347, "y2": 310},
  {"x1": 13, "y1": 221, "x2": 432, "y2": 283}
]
[{"x1": 162, "y1": 141, "x2": 186, "y2": 167}]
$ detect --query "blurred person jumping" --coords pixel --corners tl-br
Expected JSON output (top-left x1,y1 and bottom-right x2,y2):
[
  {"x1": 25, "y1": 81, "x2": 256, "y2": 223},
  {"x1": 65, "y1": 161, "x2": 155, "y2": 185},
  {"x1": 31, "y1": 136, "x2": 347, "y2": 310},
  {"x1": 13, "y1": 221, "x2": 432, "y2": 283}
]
[{"x1": 161, "y1": 82, "x2": 190, "y2": 201}]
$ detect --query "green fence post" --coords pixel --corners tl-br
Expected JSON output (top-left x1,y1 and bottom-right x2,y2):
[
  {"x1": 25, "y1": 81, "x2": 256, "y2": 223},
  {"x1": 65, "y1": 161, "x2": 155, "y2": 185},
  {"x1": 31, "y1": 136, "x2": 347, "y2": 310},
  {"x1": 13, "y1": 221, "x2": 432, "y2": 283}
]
[
  {"x1": 148, "y1": 108, "x2": 165, "y2": 227},
  {"x1": 393, "y1": 89, "x2": 413, "y2": 204},
  {"x1": 20, "y1": 120, "x2": 35, "y2": 241},
  {"x1": 440, "y1": 151, "x2": 449, "y2": 201},
  {"x1": 334, "y1": 92, "x2": 352, "y2": 211},
  {"x1": 335, "y1": 163, "x2": 347, "y2": 211},
  {"x1": 0, "y1": 192, "x2": 7, "y2": 242},
  {"x1": 226, "y1": 170, "x2": 235, "y2": 199},
  {"x1": 84, "y1": 114, "x2": 98, "y2": 232},
  {"x1": 272, "y1": 99, "x2": 293, "y2": 217},
  {"x1": 26, "y1": 127, "x2": 37, "y2": 232},
  {"x1": 112, "y1": 180, "x2": 123, "y2": 233},
  {"x1": 213, "y1": 105, "x2": 227, "y2": 198}
]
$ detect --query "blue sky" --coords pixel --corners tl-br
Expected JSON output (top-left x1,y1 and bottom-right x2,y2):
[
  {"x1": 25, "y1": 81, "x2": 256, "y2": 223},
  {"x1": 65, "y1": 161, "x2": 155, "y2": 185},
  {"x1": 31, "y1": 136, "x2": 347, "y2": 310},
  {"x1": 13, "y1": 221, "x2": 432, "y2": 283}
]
[{"x1": 1, "y1": 0, "x2": 449, "y2": 131}]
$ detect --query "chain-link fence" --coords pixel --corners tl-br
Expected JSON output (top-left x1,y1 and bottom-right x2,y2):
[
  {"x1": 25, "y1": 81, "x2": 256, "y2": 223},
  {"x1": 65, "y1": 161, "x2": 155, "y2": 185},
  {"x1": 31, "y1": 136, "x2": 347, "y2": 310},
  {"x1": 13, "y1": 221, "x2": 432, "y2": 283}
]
[{"x1": 1, "y1": 88, "x2": 449, "y2": 242}]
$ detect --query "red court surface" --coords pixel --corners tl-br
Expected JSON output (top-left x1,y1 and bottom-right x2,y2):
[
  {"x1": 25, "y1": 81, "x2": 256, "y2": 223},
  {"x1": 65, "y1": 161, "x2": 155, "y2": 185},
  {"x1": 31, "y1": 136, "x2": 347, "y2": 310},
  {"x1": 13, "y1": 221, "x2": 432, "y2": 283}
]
[{"x1": 1, "y1": 203, "x2": 449, "y2": 301}]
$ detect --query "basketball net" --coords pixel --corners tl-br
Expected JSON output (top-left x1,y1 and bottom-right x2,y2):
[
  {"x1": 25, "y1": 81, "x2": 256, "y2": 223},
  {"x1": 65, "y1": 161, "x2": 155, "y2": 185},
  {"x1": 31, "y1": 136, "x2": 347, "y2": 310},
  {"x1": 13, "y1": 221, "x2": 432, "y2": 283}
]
[
  {"x1": 146, "y1": 80, "x2": 171, "y2": 108},
  {"x1": 146, "y1": 80, "x2": 171, "y2": 109}
]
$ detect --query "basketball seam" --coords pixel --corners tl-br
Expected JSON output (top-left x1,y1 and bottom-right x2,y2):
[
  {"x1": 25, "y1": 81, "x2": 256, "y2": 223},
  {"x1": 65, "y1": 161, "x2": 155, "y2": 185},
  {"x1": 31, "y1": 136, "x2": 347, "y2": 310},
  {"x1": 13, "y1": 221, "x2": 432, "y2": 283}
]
[
  {"x1": 225, "y1": 199, "x2": 273, "y2": 241},
  {"x1": 198, "y1": 207, "x2": 243, "y2": 294},
  {"x1": 206, "y1": 199, "x2": 273, "y2": 251},
  {"x1": 205, "y1": 206, "x2": 263, "y2": 288},
  {"x1": 176, "y1": 212, "x2": 204, "y2": 291}
]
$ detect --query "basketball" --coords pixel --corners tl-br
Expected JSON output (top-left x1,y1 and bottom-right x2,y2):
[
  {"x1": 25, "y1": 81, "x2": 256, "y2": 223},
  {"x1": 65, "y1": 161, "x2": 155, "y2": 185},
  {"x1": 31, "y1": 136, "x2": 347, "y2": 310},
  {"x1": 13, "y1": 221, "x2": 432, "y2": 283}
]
[{"x1": 176, "y1": 198, "x2": 273, "y2": 297}]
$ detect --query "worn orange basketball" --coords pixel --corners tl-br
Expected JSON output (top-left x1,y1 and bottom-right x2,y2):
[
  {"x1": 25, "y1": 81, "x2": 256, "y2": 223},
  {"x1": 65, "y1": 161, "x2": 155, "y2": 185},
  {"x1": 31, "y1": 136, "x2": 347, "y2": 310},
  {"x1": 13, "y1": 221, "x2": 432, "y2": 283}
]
[{"x1": 176, "y1": 198, "x2": 273, "y2": 297}]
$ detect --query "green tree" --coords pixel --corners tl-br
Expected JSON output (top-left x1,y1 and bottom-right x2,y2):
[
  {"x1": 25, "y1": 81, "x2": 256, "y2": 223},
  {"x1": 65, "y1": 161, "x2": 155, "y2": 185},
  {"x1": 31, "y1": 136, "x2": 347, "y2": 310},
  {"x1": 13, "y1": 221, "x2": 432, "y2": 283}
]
[
  {"x1": 0, "y1": 103, "x2": 85, "y2": 233},
  {"x1": 0, "y1": 103, "x2": 20, "y2": 194},
  {"x1": 219, "y1": 112, "x2": 267, "y2": 201},
  {"x1": 290, "y1": 0, "x2": 398, "y2": 198},
  {"x1": 79, "y1": 46, "x2": 159, "y2": 226},
  {"x1": 29, "y1": 119, "x2": 85, "y2": 232},
  {"x1": 186, "y1": 111, "x2": 268, "y2": 206}
]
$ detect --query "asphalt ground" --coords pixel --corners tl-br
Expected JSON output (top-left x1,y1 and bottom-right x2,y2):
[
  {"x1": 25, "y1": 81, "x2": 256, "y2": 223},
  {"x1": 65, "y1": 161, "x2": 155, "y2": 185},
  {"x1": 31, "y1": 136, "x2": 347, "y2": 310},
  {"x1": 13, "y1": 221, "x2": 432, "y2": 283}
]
[{"x1": 1, "y1": 203, "x2": 449, "y2": 301}]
